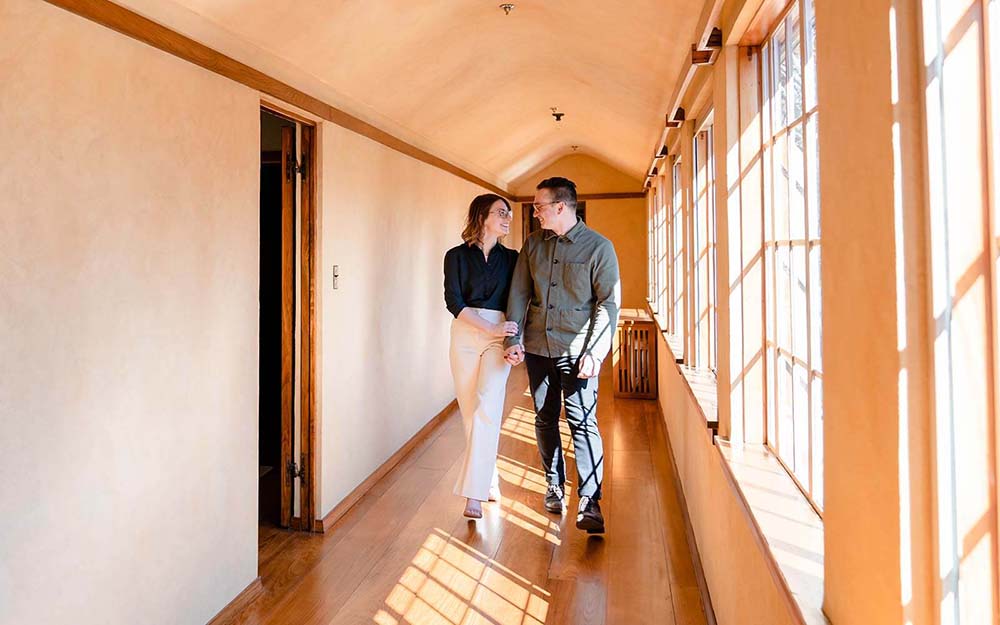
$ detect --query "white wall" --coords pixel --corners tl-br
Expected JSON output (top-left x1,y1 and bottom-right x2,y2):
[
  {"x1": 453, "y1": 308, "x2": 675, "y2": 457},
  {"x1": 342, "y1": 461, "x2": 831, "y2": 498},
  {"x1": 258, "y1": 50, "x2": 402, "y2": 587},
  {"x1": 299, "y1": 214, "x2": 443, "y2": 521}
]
[
  {"x1": 1, "y1": 2, "x2": 503, "y2": 622},
  {"x1": 318, "y1": 126, "x2": 489, "y2": 515},
  {"x1": 0, "y1": 1, "x2": 260, "y2": 623}
]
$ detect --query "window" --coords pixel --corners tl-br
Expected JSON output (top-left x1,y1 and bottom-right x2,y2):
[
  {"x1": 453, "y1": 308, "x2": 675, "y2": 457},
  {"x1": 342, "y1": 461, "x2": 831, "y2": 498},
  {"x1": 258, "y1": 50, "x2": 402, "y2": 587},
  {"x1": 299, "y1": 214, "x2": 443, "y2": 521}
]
[
  {"x1": 693, "y1": 124, "x2": 718, "y2": 372},
  {"x1": 921, "y1": 0, "x2": 1000, "y2": 620},
  {"x1": 760, "y1": 0, "x2": 822, "y2": 510},
  {"x1": 671, "y1": 159, "x2": 685, "y2": 339}
]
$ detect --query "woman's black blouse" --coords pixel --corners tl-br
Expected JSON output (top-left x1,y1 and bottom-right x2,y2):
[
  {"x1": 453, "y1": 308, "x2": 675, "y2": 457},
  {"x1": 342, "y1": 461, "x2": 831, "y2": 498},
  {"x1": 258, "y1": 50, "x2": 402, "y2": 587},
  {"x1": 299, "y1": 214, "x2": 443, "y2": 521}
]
[{"x1": 443, "y1": 242, "x2": 519, "y2": 318}]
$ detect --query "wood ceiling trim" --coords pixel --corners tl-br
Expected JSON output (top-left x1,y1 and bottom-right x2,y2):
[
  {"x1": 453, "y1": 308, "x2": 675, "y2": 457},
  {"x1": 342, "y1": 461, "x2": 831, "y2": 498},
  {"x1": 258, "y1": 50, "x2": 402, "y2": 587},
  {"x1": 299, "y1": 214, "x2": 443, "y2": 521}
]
[
  {"x1": 43, "y1": 0, "x2": 511, "y2": 198},
  {"x1": 511, "y1": 192, "x2": 647, "y2": 203}
]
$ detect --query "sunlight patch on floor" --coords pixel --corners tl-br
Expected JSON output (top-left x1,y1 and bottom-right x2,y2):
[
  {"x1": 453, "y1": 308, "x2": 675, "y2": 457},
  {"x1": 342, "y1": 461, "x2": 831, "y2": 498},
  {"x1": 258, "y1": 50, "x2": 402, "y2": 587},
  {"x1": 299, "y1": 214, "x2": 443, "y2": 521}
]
[{"x1": 376, "y1": 529, "x2": 552, "y2": 625}]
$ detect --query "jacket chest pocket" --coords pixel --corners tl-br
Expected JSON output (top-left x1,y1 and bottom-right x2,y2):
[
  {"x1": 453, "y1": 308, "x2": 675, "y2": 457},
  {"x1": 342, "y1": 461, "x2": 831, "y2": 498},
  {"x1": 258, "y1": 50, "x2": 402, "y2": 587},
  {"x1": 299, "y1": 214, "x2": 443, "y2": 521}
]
[{"x1": 562, "y1": 262, "x2": 591, "y2": 302}]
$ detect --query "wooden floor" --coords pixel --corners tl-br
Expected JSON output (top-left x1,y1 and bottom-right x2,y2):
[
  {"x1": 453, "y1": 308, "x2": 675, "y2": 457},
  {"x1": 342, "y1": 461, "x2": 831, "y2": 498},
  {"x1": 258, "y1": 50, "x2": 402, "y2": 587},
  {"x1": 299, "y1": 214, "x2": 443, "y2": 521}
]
[{"x1": 231, "y1": 367, "x2": 709, "y2": 625}]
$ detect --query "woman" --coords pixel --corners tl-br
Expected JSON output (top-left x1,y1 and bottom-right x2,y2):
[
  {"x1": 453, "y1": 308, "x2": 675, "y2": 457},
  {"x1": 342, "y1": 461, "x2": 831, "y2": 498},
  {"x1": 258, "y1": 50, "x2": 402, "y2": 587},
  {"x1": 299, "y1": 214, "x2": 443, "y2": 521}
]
[{"x1": 443, "y1": 193, "x2": 519, "y2": 519}]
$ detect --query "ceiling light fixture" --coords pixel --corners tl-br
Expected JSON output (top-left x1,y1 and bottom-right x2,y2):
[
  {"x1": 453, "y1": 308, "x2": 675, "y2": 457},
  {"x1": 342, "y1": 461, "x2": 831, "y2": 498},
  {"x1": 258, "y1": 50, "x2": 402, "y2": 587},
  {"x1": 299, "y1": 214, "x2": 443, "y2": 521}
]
[
  {"x1": 499, "y1": 3, "x2": 515, "y2": 15},
  {"x1": 551, "y1": 107, "x2": 565, "y2": 122}
]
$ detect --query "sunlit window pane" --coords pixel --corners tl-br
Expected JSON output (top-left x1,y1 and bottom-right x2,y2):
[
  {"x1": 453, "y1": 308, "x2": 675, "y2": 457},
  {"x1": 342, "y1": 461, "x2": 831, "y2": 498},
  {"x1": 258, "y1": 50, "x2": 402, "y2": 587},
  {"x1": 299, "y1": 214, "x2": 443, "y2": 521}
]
[
  {"x1": 790, "y1": 123, "x2": 806, "y2": 240},
  {"x1": 804, "y1": 0, "x2": 817, "y2": 111},
  {"x1": 809, "y1": 245, "x2": 822, "y2": 371},
  {"x1": 807, "y1": 113, "x2": 820, "y2": 238},
  {"x1": 811, "y1": 375, "x2": 823, "y2": 506},
  {"x1": 788, "y1": 10, "x2": 803, "y2": 121},
  {"x1": 778, "y1": 353, "x2": 795, "y2": 457},
  {"x1": 762, "y1": 43, "x2": 772, "y2": 139},
  {"x1": 793, "y1": 361, "x2": 810, "y2": 483},
  {"x1": 774, "y1": 22, "x2": 788, "y2": 128},
  {"x1": 792, "y1": 245, "x2": 808, "y2": 358},
  {"x1": 776, "y1": 246, "x2": 792, "y2": 355},
  {"x1": 767, "y1": 345, "x2": 777, "y2": 444},
  {"x1": 775, "y1": 132, "x2": 790, "y2": 241},
  {"x1": 759, "y1": 0, "x2": 822, "y2": 511}
]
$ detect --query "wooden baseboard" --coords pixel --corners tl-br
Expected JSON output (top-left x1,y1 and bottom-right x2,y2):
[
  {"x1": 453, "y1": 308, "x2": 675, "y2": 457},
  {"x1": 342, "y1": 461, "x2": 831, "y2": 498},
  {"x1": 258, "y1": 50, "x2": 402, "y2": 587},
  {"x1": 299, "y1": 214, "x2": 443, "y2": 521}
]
[
  {"x1": 312, "y1": 399, "x2": 458, "y2": 533},
  {"x1": 656, "y1": 405, "x2": 719, "y2": 625},
  {"x1": 205, "y1": 577, "x2": 264, "y2": 625}
]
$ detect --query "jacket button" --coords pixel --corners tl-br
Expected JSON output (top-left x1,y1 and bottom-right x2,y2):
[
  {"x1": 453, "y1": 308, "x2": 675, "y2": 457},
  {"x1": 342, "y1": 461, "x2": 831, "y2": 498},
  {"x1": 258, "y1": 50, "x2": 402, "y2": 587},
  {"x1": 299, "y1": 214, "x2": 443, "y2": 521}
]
[
  {"x1": 547, "y1": 327, "x2": 553, "y2": 332},
  {"x1": 548, "y1": 304, "x2": 554, "y2": 309},
  {"x1": 553, "y1": 259, "x2": 559, "y2": 264},
  {"x1": 551, "y1": 281, "x2": 557, "y2": 287}
]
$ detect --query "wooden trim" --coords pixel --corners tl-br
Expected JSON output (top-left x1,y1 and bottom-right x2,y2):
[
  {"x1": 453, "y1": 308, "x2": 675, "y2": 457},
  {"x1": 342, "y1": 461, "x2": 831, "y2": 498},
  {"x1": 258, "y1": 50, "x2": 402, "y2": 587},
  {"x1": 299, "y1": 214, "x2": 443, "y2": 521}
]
[
  {"x1": 714, "y1": 441, "x2": 817, "y2": 625},
  {"x1": 299, "y1": 123, "x2": 318, "y2": 531},
  {"x1": 654, "y1": 404, "x2": 718, "y2": 625},
  {"x1": 279, "y1": 126, "x2": 295, "y2": 529},
  {"x1": 740, "y1": 0, "x2": 794, "y2": 46},
  {"x1": 511, "y1": 192, "x2": 646, "y2": 203},
  {"x1": 42, "y1": 0, "x2": 509, "y2": 198},
  {"x1": 313, "y1": 399, "x2": 458, "y2": 533},
  {"x1": 205, "y1": 577, "x2": 264, "y2": 625}
]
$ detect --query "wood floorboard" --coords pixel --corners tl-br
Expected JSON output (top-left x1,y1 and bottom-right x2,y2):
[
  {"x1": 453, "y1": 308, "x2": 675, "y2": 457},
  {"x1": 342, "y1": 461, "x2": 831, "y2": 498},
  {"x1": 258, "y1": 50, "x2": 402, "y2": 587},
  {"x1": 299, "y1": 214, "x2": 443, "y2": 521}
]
[
  {"x1": 222, "y1": 366, "x2": 709, "y2": 625},
  {"x1": 643, "y1": 402, "x2": 708, "y2": 624}
]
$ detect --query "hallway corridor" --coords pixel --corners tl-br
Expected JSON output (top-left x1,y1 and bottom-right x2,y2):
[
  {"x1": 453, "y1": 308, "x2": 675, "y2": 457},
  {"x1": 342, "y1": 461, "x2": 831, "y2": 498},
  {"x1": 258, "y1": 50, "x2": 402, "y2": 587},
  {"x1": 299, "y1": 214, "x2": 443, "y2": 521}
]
[{"x1": 230, "y1": 368, "x2": 708, "y2": 625}]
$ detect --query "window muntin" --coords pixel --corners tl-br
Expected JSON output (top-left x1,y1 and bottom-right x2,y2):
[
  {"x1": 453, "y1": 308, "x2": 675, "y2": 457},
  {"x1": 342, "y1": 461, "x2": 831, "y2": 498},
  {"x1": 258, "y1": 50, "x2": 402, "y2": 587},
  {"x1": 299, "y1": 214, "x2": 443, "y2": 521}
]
[
  {"x1": 761, "y1": 0, "x2": 823, "y2": 510},
  {"x1": 921, "y1": 0, "x2": 1000, "y2": 620}
]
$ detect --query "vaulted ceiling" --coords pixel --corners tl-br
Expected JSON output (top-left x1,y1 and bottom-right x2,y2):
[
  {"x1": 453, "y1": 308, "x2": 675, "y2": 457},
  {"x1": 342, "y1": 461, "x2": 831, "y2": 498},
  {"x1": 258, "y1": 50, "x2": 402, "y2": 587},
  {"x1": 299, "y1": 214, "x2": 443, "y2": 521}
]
[{"x1": 118, "y1": 0, "x2": 706, "y2": 190}]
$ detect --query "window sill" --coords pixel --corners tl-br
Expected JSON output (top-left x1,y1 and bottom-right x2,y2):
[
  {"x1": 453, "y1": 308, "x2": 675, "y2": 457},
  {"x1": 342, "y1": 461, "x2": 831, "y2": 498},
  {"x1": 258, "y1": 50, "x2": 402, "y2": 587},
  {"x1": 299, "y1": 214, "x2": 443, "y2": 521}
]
[
  {"x1": 646, "y1": 301, "x2": 718, "y2": 431},
  {"x1": 716, "y1": 439, "x2": 828, "y2": 625}
]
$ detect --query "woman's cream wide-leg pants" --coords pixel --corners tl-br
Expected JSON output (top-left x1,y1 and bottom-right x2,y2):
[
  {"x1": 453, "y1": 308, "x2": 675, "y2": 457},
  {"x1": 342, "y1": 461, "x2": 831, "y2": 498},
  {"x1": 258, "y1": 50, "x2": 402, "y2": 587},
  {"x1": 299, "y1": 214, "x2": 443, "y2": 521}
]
[{"x1": 449, "y1": 308, "x2": 511, "y2": 501}]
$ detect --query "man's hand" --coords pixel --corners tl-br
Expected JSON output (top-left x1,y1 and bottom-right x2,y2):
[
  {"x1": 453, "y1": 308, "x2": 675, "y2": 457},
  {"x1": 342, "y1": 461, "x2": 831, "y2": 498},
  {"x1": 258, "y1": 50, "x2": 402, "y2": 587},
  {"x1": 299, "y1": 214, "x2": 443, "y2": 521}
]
[
  {"x1": 504, "y1": 344, "x2": 525, "y2": 366},
  {"x1": 577, "y1": 354, "x2": 601, "y2": 379}
]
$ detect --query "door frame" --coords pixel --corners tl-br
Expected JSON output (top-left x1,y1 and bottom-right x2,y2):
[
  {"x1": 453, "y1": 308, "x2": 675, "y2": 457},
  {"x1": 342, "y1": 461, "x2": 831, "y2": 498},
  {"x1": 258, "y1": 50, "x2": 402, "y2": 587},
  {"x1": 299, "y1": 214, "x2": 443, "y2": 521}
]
[{"x1": 261, "y1": 103, "x2": 319, "y2": 532}]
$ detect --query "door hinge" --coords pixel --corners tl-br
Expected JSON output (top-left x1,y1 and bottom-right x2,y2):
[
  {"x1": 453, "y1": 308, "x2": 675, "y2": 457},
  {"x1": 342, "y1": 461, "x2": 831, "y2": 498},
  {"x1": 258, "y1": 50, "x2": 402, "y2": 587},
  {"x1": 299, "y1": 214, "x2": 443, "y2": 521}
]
[
  {"x1": 287, "y1": 454, "x2": 307, "y2": 485},
  {"x1": 285, "y1": 152, "x2": 308, "y2": 181}
]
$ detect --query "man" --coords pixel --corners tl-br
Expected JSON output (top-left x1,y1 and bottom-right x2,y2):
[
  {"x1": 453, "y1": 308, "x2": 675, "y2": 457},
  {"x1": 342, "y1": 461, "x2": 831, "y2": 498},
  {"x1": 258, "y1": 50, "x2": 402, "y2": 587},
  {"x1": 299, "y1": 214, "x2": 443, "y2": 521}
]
[{"x1": 504, "y1": 177, "x2": 620, "y2": 534}]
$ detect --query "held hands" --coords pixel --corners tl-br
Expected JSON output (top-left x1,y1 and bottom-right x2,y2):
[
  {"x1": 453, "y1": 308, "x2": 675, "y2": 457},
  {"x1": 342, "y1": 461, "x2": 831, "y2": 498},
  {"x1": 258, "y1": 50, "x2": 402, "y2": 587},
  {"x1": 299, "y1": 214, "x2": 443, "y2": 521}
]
[
  {"x1": 577, "y1": 354, "x2": 601, "y2": 379},
  {"x1": 504, "y1": 344, "x2": 525, "y2": 366},
  {"x1": 492, "y1": 321, "x2": 519, "y2": 337}
]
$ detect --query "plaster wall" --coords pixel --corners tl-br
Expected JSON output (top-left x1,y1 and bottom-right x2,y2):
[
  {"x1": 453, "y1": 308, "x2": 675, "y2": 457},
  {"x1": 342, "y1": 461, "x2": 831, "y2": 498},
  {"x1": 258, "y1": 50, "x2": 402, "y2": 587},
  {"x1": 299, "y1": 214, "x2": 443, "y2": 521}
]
[
  {"x1": 656, "y1": 337, "x2": 800, "y2": 625},
  {"x1": 585, "y1": 198, "x2": 648, "y2": 310},
  {"x1": 510, "y1": 153, "x2": 645, "y2": 195},
  {"x1": 0, "y1": 1, "x2": 260, "y2": 623},
  {"x1": 317, "y1": 125, "x2": 490, "y2": 516},
  {"x1": 511, "y1": 155, "x2": 648, "y2": 309}
]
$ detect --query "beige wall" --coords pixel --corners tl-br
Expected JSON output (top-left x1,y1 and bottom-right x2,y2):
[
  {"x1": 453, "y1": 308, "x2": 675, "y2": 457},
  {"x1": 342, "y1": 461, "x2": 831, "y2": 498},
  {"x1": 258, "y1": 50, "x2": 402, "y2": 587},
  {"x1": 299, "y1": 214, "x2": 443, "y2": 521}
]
[
  {"x1": 318, "y1": 126, "x2": 489, "y2": 515},
  {"x1": 0, "y1": 1, "x2": 497, "y2": 622},
  {"x1": 0, "y1": 1, "x2": 260, "y2": 623},
  {"x1": 511, "y1": 155, "x2": 648, "y2": 309},
  {"x1": 510, "y1": 153, "x2": 644, "y2": 196},
  {"x1": 656, "y1": 339, "x2": 802, "y2": 625},
  {"x1": 585, "y1": 198, "x2": 648, "y2": 309}
]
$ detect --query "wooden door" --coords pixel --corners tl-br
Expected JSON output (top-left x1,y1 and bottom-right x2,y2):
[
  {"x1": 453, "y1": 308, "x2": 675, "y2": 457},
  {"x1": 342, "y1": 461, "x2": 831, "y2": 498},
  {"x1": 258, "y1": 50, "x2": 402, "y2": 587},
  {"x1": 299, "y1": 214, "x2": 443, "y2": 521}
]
[{"x1": 279, "y1": 126, "x2": 295, "y2": 528}]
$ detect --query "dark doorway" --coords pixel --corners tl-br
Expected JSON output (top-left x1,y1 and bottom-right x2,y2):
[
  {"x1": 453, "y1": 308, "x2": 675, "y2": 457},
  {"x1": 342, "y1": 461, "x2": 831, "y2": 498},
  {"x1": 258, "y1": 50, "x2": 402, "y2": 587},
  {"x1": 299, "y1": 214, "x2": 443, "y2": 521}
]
[{"x1": 259, "y1": 109, "x2": 295, "y2": 528}]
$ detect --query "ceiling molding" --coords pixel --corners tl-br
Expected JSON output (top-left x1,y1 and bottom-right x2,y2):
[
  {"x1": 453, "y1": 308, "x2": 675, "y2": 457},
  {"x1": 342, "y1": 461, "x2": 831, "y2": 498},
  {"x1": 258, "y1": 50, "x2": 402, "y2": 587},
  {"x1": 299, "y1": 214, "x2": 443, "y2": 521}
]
[
  {"x1": 512, "y1": 192, "x2": 647, "y2": 203},
  {"x1": 43, "y1": 0, "x2": 512, "y2": 198}
]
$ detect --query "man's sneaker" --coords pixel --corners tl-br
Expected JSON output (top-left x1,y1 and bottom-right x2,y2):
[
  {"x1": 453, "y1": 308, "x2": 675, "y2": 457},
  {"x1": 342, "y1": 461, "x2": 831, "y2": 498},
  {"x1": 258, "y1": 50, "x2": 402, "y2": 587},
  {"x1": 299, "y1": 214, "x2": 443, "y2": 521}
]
[
  {"x1": 576, "y1": 496, "x2": 605, "y2": 534},
  {"x1": 544, "y1": 483, "x2": 565, "y2": 513}
]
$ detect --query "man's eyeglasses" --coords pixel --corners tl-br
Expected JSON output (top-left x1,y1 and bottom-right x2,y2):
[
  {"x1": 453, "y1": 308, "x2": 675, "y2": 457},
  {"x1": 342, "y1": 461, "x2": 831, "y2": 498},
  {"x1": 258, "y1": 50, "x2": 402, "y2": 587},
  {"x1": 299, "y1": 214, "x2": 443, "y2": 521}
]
[{"x1": 531, "y1": 200, "x2": 561, "y2": 211}]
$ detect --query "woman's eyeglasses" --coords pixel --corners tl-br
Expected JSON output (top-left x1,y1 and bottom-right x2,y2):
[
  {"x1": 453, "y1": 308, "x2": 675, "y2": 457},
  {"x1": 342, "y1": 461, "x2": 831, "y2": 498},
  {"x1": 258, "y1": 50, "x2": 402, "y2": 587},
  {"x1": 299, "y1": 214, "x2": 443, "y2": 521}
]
[{"x1": 491, "y1": 208, "x2": 513, "y2": 219}]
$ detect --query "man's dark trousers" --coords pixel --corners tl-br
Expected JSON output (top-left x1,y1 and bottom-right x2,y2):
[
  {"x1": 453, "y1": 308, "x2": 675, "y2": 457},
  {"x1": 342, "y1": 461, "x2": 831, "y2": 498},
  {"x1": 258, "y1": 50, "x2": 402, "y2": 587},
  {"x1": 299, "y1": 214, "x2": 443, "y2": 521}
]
[{"x1": 525, "y1": 353, "x2": 604, "y2": 500}]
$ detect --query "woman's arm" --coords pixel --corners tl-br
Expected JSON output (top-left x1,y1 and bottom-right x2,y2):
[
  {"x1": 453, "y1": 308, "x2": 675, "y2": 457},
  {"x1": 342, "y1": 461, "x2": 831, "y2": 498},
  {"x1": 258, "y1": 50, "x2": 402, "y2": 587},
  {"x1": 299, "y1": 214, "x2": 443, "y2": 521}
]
[{"x1": 456, "y1": 308, "x2": 518, "y2": 337}]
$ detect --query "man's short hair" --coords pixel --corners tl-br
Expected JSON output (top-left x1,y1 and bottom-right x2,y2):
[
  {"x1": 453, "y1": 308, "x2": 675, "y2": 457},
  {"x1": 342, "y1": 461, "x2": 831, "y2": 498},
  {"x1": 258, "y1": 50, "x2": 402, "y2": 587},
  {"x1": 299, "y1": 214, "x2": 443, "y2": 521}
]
[{"x1": 537, "y1": 177, "x2": 578, "y2": 211}]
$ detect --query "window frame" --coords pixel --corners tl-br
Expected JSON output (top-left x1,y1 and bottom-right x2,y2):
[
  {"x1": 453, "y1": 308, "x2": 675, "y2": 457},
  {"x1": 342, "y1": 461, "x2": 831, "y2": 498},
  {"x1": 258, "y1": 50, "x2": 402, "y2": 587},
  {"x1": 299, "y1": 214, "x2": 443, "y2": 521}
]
[{"x1": 759, "y1": 0, "x2": 824, "y2": 513}]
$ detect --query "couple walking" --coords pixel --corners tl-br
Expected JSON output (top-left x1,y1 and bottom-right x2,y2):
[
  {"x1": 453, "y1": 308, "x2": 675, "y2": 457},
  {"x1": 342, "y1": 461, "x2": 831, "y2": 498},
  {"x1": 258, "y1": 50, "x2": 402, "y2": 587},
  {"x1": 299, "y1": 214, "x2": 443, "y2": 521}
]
[{"x1": 443, "y1": 176, "x2": 620, "y2": 534}]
